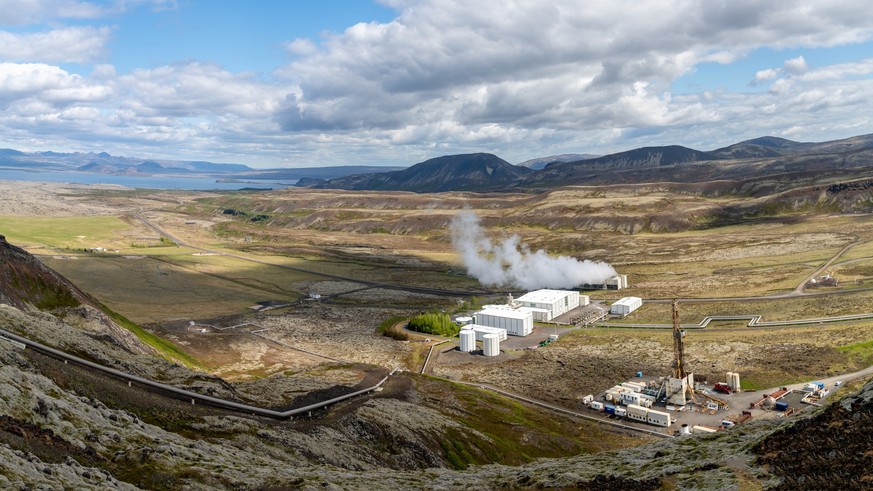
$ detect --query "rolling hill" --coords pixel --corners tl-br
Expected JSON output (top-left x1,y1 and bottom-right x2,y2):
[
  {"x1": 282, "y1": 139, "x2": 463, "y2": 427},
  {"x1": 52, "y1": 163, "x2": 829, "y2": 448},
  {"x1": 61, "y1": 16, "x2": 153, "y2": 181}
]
[{"x1": 322, "y1": 153, "x2": 532, "y2": 192}]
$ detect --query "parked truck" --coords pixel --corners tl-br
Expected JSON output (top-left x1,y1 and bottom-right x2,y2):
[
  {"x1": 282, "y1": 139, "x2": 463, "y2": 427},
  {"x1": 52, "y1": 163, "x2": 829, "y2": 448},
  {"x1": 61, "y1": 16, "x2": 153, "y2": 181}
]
[{"x1": 713, "y1": 383, "x2": 733, "y2": 395}]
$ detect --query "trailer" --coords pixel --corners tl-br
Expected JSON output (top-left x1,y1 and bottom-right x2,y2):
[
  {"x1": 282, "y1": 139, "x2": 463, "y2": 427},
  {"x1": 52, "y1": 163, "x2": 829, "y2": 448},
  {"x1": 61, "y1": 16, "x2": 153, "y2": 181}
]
[
  {"x1": 604, "y1": 404, "x2": 616, "y2": 415},
  {"x1": 582, "y1": 394, "x2": 594, "y2": 405},
  {"x1": 590, "y1": 401, "x2": 604, "y2": 411},
  {"x1": 626, "y1": 404, "x2": 648, "y2": 422},
  {"x1": 646, "y1": 409, "x2": 672, "y2": 427},
  {"x1": 614, "y1": 406, "x2": 627, "y2": 418},
  {"x1": 620, "y1": 391, "x2": 642, "y2": 406}
]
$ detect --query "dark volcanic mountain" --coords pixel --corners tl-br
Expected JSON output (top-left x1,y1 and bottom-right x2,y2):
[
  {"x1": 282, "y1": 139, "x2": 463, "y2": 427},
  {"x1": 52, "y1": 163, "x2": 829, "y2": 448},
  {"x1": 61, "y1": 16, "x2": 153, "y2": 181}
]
[
  {"x1": 517, "y1": 153, "x2": 600, "y2": 170},
  {"x1": 322, "y1": 153, "x2": 532, "y2": 192}
]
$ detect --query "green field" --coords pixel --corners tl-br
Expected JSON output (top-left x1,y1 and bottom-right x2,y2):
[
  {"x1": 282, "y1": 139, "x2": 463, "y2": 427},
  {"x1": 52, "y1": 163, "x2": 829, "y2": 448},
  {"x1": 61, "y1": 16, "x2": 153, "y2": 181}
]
[{"x1": 0, "y1": 215, "x2": 131, "y2": 249}]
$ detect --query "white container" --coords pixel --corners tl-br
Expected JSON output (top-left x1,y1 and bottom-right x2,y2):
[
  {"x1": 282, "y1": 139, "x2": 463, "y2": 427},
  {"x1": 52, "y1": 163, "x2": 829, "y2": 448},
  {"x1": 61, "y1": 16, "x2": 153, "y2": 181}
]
[
  {"x1": 590, "y1": 401, "x2": 604, "y2": 411},
  {"x1": 646, "y1": 409, "x2": 672, "y2": 427},
  {"x1": 692, "y1": 425, "x2": 718, "y2": 434},
  {"x1": 626, "y1": 403, "x2": 648, "y2": 418},
  {"x1": 621, "y1": 392, "x2": 642, "y2": 406},
  {"x1": 459, "y1": 330, "x2": 476, "y2": 353},
  {"x1": 455, "y1": 316, "x2": 473, "y2": 326},
  {"x1": 582, "y1": 394, "x2": 594, "y2": 404},
  {"x1": 482, "y1": 334, "x2": 500, "y2": 357},
  {"x1": 614, "y1": 406, "x2": 627, "y2": 417}
]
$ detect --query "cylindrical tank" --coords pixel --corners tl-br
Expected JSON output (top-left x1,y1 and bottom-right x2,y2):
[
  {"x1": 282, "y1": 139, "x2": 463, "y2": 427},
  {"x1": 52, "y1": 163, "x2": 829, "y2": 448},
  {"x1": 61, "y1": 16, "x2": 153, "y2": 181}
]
[
  {"x1": 459, "y1": 330, "x2": 475, "y2": 352},
  {"x1": 456, "y1": 316, "x2": 473, "y2": 326},
  {"x1": 482, "y1": 333, "x2": 500, "y2": 357},
  {"x1": 680, "y1": 424, "x2": 691, "y2": 436}
]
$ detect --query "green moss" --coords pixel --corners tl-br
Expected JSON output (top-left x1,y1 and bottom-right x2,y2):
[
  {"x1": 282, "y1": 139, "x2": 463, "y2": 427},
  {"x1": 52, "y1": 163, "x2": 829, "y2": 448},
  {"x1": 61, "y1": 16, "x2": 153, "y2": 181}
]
[
  {"x1": 97, "y1": 302, "x2": 204, "y2": 370},
  {"x1": 839, "y1": 338, "x2": 873, "y2": 366}
]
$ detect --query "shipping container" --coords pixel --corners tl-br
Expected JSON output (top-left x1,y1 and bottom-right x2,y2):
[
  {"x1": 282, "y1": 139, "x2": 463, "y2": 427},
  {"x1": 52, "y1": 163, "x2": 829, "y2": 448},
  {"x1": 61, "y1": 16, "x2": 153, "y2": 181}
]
[
  {"x1": 604, "y1": 404, "x2": 616, "y2": 415},
  {"x1": 590, "y1": 401, "x2": 604, "y2": 411},
  {"x1": 614, "y1": 406, "x2": 627, "y2": 417},
  {"x1": 582, "y1": 395, "x2": 594, "y2": 405},
  {"x1": 775, "y1": 401, "x2": 789, "y2": 411}
]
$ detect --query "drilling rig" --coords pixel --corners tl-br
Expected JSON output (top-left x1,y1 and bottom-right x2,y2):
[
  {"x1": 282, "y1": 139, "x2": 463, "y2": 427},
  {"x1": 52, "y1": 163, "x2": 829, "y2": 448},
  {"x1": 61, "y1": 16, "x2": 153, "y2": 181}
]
[
  {"x1": 658, "y1": 299, "x2": 728, "y2": 408},
  {"x1": 657, "y1": 299, "x2": 695, "y2": 405}
]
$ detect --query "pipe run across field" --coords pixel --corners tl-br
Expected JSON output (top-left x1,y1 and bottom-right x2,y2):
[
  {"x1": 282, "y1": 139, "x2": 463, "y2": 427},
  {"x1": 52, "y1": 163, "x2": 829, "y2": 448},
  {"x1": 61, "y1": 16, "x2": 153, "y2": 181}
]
[{"x1": 0, "y1": 326, "x2": 395, "y2": 419}]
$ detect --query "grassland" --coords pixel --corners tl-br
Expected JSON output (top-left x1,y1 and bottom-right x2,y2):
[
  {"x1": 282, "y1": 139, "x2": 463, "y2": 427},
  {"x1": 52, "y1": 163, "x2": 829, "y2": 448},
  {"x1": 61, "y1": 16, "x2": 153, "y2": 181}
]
[{"x1": 0, "y1": 215, "x2": 131, "y2": 250}]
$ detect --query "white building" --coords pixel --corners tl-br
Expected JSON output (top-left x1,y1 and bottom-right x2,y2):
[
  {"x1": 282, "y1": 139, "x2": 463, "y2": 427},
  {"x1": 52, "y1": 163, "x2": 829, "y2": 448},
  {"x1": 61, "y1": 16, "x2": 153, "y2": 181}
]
[
  {"x1": 515, "y1": 289, "x2": 586, "y2": 321},
  {"x1": 606, "y1": 275, "x2": 629, "y2": 289},
  {"x1": 474, "y1": 305, "x2": 533, "y2": 336},
  {"x1": 468, "y1": 324, "x2": 508, "y2": 342},
  {"x1": 609, "y1": 296, "x2": 642, "y2": 316}
]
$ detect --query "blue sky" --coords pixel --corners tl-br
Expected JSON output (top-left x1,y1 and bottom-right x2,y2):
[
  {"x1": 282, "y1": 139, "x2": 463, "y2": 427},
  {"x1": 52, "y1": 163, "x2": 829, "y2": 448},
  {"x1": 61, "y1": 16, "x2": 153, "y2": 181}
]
[{"x1": 2, "y1": 0, "x2": 873, "y2": 168}]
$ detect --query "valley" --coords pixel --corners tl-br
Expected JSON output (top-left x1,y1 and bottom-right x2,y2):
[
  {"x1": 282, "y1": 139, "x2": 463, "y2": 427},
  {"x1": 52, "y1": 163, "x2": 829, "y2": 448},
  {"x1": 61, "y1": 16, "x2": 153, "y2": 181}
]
[{"x1": 1, "y1": 135, "x2": 873, "y2": 489}]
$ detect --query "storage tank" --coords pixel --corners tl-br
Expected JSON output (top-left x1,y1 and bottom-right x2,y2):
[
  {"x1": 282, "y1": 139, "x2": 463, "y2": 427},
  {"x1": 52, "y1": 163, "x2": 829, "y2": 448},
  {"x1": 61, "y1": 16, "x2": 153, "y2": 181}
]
[
  {"x1": 459, "y1": 330, "x2": 476, "y2": 353},
  {"x1": 482, "y1": 334, "x2": 500, "y2": 357},
  {"x1": 679, "y1": 424, "x2": 691, "y2": 436}
]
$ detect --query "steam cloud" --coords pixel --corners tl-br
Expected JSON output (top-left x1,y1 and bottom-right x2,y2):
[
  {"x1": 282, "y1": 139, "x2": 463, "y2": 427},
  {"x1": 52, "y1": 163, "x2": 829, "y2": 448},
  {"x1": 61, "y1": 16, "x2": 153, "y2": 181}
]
[{"x1": 450, "y1": 211, "x2": 617, "y2": 290}]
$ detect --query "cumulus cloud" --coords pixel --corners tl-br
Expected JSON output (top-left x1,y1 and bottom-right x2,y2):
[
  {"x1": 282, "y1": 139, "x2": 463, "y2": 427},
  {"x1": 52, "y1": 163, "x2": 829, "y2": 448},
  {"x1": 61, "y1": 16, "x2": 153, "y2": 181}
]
[
  {"x1": 3, "y1": 0, "x2": 873, "y2": 166},
  {"x1": 0, "y1": 27, "x2": 111, "y2": 63},
  {"x1": 273, "y1": 0, "x2": 873, "y2": 158},
  {"x1": 751, "y1": 68, "x2": 779, "y2": 85},
  {"x1": 784, "y1": 55, "x2": 810, "y2": 75}
]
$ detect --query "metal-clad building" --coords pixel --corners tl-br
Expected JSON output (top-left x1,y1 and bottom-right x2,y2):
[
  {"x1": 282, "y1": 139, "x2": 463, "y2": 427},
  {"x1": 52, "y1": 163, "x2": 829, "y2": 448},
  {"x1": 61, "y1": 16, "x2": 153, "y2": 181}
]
[
  {"x1": 469, "y1": 324, "x2": 508, "y2": 342},
  {"x1": 515, "y1": 289, "x2": 584, "y2": 321},
  {"x1": 609, "y1": 296, "x2": 642, "y2": 315},
  {"x1": 474, "y1": 306, "x2": 533, "y2": 336}
]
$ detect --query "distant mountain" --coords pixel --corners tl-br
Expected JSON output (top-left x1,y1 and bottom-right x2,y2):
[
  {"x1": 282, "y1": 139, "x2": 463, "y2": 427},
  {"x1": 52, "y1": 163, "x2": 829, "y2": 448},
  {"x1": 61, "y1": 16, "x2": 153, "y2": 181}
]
[
  {"x1": 230, "y1": 166, "x2": 407, "y2": 182},
  {"x1": 322, "y1": 153, "x2": 532, "y2": 192},
  {"x1": 517, "y1": 154, "x2": 600, "y2": 170},
  {"x1": 710, "y1": 136, "x2": 814, "y2": 159}
]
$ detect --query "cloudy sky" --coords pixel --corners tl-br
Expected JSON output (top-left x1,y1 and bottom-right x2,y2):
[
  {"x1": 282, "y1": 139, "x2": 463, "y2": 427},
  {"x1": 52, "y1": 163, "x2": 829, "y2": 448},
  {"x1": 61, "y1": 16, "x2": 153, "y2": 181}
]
[{"x1": 2, "y1": 0, "x2": 873, "y2": 168}]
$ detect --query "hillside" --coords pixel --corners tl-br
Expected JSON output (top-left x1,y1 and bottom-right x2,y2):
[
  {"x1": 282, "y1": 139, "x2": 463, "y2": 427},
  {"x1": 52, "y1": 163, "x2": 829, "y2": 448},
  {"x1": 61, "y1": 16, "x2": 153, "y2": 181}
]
[
  {"x1": 322, "y1": 153, "x2": 532, "y2": 192},
  {"x1": 0, "y1": 234, "x2": 86, "y2": 311},
  {"x1": 516, "y1": 153, "x2": 599, "y2": 170}
]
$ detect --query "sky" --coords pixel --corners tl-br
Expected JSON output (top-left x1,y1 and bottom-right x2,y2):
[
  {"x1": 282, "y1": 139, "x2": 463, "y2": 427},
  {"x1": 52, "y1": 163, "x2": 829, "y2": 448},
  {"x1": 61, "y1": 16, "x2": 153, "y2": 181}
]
[{"x1": 2, "y1": 0, "x2": 873, "y2": 168}]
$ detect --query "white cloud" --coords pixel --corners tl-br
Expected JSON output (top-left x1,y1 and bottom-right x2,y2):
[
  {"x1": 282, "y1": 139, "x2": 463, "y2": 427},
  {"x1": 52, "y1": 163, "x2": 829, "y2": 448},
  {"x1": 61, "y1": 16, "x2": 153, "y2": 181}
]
[
  {"x1": 752, "y1": 68, "x2": 779, "y2": 85},
  {"x1": 0, "y1": 27, "x2": 111, "y2": 63},
  {"x1": 0, "y1": 0, "x2": 175, "y2": 25},
  {"x1": 275, "y1": 0, "x2": 873, "y2": 157},
  {"x1": 4, "y1": 0, "x2": 873, "y2": 167},
  {"x1": 784, "y1": 55, "x2": 810, "y2": 75}
]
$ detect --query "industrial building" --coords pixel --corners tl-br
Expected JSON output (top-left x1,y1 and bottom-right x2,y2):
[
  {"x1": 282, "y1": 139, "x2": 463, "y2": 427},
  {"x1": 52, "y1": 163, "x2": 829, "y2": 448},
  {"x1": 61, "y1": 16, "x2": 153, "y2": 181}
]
[
  {"x1": 465, "y1": 324, "x2": 508, "y2": 342},
  {"x1": 515, "y1": 289, "x2": 586, "y2": 321},
  {"x1": 474, "y1": 305, "x2": 533, "y2": 336},
  {"x1": 604, "y1": 275, "x2": 629, "y2": 290},
  {"x1": 609, "y1": 296, "x2": 642, "y2": 316}
]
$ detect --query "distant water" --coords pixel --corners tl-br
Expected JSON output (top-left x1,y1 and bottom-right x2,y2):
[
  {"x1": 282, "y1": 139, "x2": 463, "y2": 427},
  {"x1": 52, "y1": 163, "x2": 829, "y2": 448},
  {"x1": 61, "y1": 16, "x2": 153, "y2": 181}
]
[{"x1": 0, "y1": 169, "x2": 297, "y2": 191}]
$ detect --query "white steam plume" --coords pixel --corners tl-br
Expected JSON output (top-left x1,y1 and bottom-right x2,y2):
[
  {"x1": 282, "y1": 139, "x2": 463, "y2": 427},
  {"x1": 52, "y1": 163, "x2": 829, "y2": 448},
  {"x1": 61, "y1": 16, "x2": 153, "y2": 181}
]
[{"x1": 450, "y1": 211, "x2": 617, "y2": 290}]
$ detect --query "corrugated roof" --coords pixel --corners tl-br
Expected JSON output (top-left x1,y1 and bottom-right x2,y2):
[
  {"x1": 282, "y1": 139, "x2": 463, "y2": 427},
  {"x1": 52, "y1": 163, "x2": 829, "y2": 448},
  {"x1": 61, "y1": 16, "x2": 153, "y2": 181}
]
[{"x1": 516, "y1": 289, "x2": 577, "y2": 304}]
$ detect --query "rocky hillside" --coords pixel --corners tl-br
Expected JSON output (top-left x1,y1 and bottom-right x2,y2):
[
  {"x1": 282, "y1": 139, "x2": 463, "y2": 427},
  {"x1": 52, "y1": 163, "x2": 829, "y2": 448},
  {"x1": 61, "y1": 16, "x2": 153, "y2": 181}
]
[
  {"x1": 322, "y1": 153, "x2": 532, "y2": 192},
  {"x1": 0, "y1": 234, "x2": 86, "y2": 311}
]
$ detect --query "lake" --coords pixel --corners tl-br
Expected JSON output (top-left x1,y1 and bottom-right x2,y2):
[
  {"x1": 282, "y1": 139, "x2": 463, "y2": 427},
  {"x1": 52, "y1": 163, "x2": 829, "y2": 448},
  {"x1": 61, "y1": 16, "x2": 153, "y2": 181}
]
[{"x1": 0, "y1": 168, "x2": 297, "y2": 191}]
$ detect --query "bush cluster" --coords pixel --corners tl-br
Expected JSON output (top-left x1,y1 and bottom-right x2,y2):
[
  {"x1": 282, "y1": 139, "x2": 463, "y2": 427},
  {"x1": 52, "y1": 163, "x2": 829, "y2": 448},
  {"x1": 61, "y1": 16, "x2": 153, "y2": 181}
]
[{"x1": 408, "y1": 312, "x2": 459, "y2": 337}]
